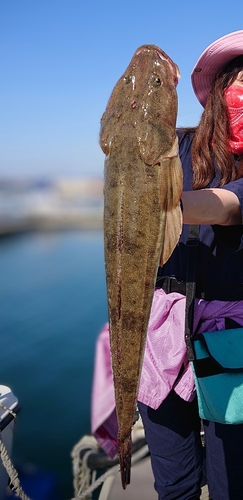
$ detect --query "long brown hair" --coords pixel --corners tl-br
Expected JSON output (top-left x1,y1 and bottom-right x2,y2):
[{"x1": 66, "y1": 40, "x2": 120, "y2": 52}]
[{"x1": 191, "y1": 55, "x2": 243, "y2": 189}]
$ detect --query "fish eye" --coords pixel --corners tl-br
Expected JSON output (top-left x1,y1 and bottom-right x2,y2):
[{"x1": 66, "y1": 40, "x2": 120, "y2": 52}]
[
  {"x1": 124, "y1": 75, "x2": 132, "y2": 83},
  {"x1": 151, "y1": 76, "x2": 162, "y2": 86}
]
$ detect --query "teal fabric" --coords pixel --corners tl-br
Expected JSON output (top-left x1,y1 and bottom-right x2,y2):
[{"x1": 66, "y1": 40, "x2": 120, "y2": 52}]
[{"x1": 192, "y1": 328, "x2": 243, "y2": 424}]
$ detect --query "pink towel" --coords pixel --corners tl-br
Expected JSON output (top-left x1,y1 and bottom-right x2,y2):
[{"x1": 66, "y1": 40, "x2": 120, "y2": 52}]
[{"x1": 91, "y1": 289, "x2": 243, "y2": 457}]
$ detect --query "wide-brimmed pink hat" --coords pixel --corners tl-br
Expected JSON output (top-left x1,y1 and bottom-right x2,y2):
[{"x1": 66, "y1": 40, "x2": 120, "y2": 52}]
[{"x1": 191, "y1": 30, "x2": 243, "y2": 108}]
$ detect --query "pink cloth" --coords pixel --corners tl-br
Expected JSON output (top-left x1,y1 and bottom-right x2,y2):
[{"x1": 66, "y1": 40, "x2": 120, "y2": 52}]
[{"x1": 91, "y1": 289, "x2": 243, "y2": 457}]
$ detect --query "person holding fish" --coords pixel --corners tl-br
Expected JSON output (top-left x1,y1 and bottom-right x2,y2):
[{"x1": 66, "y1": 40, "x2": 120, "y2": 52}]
[
  {"x1": 98, "y1": 29, "x2": 243, "y2": 500},
  {"x1": 136, "y1": 30, "x2": 243, "y2": 500}
]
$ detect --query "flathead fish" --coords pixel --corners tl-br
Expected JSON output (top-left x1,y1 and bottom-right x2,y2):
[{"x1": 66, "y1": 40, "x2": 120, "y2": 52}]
[{"x1": 100, "y1": 44, "x2": 183, "y2": 488}]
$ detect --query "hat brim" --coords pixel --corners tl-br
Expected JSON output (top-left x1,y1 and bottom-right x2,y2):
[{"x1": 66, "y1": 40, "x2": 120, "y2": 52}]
[{"x1": 191, "y1": 30, "x2": 243, "y2": 108}]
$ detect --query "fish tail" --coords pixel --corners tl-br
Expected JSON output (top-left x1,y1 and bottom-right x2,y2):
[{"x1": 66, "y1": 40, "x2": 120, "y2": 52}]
[{"x1": 119, "y1": 435, "x2": 132, "y2": 489}]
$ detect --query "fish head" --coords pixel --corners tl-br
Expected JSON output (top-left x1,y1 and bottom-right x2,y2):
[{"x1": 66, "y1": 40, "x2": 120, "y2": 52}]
[{"x1": 99, "y1": 44, "x2": 180, "y2": 164}]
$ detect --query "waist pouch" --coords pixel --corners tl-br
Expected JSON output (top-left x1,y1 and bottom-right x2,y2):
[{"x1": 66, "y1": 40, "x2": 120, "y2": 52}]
[
  {"x1": 185, "y1": 225, "x2": 243, "y2": 424},
  {"x1": 192, "y1": 328, "x2": 243, "y2": 424}
]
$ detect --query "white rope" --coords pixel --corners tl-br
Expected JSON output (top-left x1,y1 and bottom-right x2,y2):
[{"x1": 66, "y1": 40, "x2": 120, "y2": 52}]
[
  {"x1": 76, "y1": 449, "x2": 96, "y2": 500},
  {"x1": 0, "y1": 402, "x2": 32, "y2": 500},
  {"x1": 71, "y1": 435, "x2": 99, "y2": 498},
  {"x1": 0, "y1": 438, "x2": 32, "y2": 500},
  {"x1": 71, "y1": 461, "x2": 120, "y2": 500}
]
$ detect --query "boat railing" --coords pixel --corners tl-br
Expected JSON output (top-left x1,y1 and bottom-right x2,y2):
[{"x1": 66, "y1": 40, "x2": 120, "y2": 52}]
[
  {"x1": 70, "y1": 419, "x2": 149, "y2": 500},
  {"x1": 79, "y1": 436, "x2": 147, "y2": 471}
]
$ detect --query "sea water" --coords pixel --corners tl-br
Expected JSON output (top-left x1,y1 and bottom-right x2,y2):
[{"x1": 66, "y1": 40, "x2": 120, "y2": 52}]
[{"x1": 0, "y1": 230, "x2": 108, "y2": 499}]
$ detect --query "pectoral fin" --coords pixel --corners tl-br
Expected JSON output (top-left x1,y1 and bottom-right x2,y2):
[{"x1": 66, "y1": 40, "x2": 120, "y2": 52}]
[
  {"x1": 160, "y1": 203, "x2": 182, "y2": 265},
  {"x1": 159, "y1": 147, "x2": 183, "y2": 266}
]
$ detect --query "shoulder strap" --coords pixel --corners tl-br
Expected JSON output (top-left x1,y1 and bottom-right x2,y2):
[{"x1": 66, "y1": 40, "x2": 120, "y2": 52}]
[{"x1": 184, "y1": 225, "x2": 200, "y2": 361}]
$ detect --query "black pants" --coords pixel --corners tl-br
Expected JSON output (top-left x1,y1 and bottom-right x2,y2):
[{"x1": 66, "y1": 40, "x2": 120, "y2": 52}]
[{"x1": 138, "y1": 390, "x2": 243, "y2": 499}]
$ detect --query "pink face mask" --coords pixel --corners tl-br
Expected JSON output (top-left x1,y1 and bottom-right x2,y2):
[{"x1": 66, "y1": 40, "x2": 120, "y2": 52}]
[{"x1": 224, "y1": 84, "x2": 243, "y2": 155}]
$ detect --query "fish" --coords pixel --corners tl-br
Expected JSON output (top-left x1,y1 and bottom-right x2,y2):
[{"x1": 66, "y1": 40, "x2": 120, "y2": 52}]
[{"x1": 99, "y1": 44, "x2": 183, "y2": 489}]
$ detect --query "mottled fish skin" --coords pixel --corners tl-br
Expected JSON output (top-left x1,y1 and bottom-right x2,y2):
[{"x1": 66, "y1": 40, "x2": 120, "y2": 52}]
[{"x1": 100, "y1": 44, "x2": 183, "y2": 489}]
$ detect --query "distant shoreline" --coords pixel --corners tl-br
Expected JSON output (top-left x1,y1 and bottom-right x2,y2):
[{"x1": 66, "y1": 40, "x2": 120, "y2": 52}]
[
  {"x1": 0, "y1": 176, "x2": 104, "y2": 237},
  {"x1": 0, "y1": 213, "x2": 103, "y2": 237}
]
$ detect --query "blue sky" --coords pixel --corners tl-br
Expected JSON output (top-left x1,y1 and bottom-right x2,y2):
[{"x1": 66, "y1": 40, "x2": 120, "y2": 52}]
[{"x1": 0, "y1": 0, "x2": 242, "y2": 179}]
